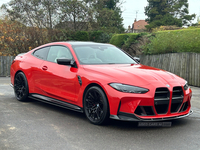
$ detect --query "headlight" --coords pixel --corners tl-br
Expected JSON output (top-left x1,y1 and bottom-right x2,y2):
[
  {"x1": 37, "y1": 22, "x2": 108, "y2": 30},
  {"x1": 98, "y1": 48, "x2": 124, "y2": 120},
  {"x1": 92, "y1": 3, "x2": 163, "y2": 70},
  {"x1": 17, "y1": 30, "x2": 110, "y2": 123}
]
[
  {"x1": 109, "y1": 83, "x2": 149, "y2": 94},
  {"x1": 184, "y1": 81, "x2": 189, "y2": 90}
]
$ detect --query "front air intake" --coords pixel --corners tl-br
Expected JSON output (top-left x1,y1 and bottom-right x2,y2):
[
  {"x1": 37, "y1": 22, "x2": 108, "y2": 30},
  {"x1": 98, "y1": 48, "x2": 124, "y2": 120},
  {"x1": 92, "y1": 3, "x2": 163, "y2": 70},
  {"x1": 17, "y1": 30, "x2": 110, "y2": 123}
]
[
  {"x1": 179, "y1": 101, "x2": 189, "y2": 112},
  {"x1": 134, "y1": 106, "x2": 155, "y2": 116}
]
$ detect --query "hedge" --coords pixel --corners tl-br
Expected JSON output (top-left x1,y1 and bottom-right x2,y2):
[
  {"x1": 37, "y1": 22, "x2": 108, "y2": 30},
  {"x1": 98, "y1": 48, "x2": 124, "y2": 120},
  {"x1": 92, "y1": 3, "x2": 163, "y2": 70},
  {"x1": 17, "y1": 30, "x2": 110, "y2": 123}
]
[
  {"x1": 109, "y1": 33, "x2": 139, "y2": 48},
  {"x1": 89, "y1": 30, "x2": 112, "y2": 43},
  {"x1": 142, "y1": 28, "x2": 200, "y2": 54},
  {"x1": 74, "y1": 31, "x2": 89, "y2": 41}
]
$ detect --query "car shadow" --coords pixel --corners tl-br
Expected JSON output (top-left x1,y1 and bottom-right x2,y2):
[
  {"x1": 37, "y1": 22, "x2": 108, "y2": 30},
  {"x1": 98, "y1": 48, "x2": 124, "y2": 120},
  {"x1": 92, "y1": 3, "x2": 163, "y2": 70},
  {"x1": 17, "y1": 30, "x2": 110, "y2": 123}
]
[
  {"x1": 28, "y1": 98, "x2": 86, "y2": 120},
  {"x1": 28, "y1": 98, "x2": 191, "y2": 130}
]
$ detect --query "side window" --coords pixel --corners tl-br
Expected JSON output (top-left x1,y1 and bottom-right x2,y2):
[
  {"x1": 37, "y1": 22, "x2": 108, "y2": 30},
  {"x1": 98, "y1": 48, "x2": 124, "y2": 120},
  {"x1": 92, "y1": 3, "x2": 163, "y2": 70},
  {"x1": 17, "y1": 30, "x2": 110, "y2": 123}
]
[
  {"x1": 47, "y1": 46, "x2": 73, "y2": 63},
  {"x1": 33, "y1": 47, "x2": 49, "y2": 60}
]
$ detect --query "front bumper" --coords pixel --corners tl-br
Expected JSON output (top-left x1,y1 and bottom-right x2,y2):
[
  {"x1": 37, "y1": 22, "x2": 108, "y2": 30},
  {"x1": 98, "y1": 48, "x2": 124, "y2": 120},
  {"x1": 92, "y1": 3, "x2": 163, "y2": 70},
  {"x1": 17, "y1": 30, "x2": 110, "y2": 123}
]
[
  {"x1": 106, "y1": 83, "x2": 192, "y2": 122},
  {"x1": 110, "y1": 110, "x2": 193, "y2": 121}
]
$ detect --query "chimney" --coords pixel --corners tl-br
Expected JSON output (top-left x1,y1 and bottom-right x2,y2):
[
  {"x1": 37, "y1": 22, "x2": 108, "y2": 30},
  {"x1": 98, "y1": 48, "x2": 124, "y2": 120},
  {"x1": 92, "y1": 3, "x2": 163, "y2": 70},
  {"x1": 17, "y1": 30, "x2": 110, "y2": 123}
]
[{"x1": 134, "y1": 18, "x2": 137, "y2": 23}]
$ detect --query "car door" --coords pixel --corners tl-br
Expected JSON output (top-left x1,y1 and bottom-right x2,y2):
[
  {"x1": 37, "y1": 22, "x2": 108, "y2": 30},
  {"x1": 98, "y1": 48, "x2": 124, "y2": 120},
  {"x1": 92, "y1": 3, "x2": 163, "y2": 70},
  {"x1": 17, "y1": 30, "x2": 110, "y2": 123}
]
[
  {"x1": 38, "y1": 45, "x2": 78, "y2": 103},
  {"x1": 30, "y1": 46, "x2": 50, "y2": 93}
]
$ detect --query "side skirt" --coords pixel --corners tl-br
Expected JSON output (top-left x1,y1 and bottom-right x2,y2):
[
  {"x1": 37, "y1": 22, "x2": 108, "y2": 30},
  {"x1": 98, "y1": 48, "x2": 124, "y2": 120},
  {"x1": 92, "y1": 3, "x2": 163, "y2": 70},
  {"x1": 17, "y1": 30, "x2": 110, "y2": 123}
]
[{"x1": 29, "y1": 94, "x2": 83, "y2": 113}]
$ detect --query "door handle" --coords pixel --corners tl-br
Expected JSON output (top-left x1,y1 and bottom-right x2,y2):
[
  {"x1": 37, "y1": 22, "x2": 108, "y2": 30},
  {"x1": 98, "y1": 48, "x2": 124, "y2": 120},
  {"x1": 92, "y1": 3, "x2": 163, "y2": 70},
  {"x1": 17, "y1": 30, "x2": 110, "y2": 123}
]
[{"x1": 42, "y1": 66, "x2": 48, "y2": 71}]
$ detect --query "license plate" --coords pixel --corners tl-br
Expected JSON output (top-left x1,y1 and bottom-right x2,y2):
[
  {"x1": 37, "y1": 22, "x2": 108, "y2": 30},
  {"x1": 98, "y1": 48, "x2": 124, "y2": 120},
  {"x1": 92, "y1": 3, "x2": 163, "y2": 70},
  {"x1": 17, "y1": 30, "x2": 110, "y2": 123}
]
[{"x1": 138, "y1": 122, "x2": 172, "y2": 127}]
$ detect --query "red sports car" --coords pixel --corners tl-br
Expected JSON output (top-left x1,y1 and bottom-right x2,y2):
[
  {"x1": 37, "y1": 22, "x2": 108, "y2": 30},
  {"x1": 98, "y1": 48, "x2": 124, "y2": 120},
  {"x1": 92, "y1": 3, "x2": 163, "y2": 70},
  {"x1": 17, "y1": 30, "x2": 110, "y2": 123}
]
[{"x1": 10, "y1": 41, "x2": 192, "y2": 125}]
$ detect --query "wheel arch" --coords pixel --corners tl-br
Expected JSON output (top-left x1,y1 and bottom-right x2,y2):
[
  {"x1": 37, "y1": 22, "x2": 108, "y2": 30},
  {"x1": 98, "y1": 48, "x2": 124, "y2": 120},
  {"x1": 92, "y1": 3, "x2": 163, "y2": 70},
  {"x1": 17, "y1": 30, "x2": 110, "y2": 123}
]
[
  {"x1": 82, "y1": 83, "x2": 110, "y2": 114},
  {"x1": 13, "y1": 70, "x2": 30, "y2": 101},
  {"x1": 14, "y1": 70, "x2": 24, "y2": 78},
  {"x1": 14, "y1": 70, "x2": 30, "y2": 93},
  {"x1": 14, "y1": 70, "x2": 26, "y2": 83}
]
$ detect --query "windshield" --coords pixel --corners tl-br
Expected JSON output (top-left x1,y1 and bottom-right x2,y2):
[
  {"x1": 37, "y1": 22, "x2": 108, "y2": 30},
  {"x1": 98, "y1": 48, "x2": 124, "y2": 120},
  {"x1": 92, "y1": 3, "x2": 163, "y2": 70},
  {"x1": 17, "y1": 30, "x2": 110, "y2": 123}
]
[{"x1": 73, "y1": 44, "x2": 137, "y2": 65}]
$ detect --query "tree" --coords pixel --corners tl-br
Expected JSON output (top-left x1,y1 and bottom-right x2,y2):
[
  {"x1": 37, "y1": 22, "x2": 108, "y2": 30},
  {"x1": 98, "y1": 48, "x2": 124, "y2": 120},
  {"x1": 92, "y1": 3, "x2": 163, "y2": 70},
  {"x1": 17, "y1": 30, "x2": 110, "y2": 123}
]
[
  {"x1": 1, "y1": 0, "x2": 124, "y2": 33},
  {"x1": 105, "y1": 0, "x2": 117, "y2": 9},
  {"x1": 197, "y1": 15, "x2": 200, "y2": 25},
  {"x1": 0, "y1": 18, "x2": 48, "y2": 55},
  {"x1": 58, "y1": 0, "x2": 94, "y2": 31},
  {"x1": 87, "y1": 0, "x2": 125, "y2": 33},
  {"x1": 1, "y1": 0, "x2": 59, "y2": 29},
  {"x1": 145, "y1": 0, "x2": 196, "y2": 29},
  {"x1": 95, "y1": 8, "x2": 124, "y2": 33}
]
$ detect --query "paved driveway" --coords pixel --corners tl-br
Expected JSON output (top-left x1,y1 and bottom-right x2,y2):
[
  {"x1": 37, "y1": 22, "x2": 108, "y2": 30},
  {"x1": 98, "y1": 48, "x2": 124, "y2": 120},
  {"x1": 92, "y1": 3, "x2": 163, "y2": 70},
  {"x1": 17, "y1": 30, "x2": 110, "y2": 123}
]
[{"x1": 0, "y1": 77, "x2": 200, "y2": 150}]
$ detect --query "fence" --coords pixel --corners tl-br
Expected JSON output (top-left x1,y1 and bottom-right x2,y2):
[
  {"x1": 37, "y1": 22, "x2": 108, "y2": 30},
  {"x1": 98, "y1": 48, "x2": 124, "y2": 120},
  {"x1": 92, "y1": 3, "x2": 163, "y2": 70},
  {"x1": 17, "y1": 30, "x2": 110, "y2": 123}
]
[
  {"x1": 0, "y1": 56, "x2": 15, "y2": 77},
  {"x1": 0, "y1": 53, "x2": 200, "y2": 87},
  {"x1": 140, "y1": 53, "x2": 200, "y2": 87}
]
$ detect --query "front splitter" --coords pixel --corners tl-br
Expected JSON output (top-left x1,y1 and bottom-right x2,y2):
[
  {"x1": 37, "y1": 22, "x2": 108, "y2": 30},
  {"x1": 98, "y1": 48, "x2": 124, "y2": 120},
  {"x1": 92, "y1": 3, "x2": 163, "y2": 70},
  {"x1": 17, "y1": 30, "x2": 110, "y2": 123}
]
[{"x1": 110, "y1": 110, "x2": 193, "y2": 121}]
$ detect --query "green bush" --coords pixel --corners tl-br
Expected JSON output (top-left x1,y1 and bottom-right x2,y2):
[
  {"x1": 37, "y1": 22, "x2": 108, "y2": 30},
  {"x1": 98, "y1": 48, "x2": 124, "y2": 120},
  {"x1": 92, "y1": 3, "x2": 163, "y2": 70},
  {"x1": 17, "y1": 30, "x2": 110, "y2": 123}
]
[
  {"x1": 124, "y1": 33, "x2": 139, "y2": 48},
  {"x1": 110, "y1": 33, "x2": 139, "y2": 48},
  {"x1": 52, "y1": 30, "x2": 112, "y2": 43},
  {"x1": 52, "y1": 30, "x2": 75, "y2": 42},
  {"x1": 89, "y1": 30, "x2": 103, "y2": 41},
  {"x1": 142, "y1": 29, "x2": 200, "y2": 54},
  {"x1": 74, "y1": 31, "x2": 89, "y2": 41},
  {"x1": 98, "y1": 32, "x2": 112, "y2": 43},
  {"x1": 110, "y1": 34, "x2": 126, "y2": 48},
  {"x1": 89, "y1": 30, "x2": 112, "y2": 43},
  {"x1": 109, "y1": 34, "x2": 129, "y2": 48}
]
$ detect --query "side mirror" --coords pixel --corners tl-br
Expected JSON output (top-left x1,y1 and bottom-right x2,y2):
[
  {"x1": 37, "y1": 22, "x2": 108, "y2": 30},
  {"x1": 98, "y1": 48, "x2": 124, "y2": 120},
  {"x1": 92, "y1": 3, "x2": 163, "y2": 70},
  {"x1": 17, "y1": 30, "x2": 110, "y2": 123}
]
[
  {"x1": 57, "y1": 59, "x2": 77, "y2": 68},
  {"x1": 133, "y1": 57, "x2": 140, "y2": 63}
]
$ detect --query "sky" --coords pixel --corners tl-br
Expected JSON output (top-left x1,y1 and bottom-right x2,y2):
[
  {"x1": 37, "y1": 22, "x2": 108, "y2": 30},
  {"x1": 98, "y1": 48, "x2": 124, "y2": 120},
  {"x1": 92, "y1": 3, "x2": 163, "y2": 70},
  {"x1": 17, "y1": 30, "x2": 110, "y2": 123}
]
[
  {"x1": 121, "y1": 0, "x2": 200, "y2": 28},
  {"x1": 0, "y1": 0, "x2": 200, "y2": 29}
]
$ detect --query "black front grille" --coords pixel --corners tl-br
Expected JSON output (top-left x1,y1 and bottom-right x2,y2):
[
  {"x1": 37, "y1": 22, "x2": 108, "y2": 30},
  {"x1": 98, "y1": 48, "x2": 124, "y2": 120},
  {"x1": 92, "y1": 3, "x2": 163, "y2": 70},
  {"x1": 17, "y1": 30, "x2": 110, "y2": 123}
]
[
  {"x1": 132, "y1": 86, "x2": 186, "y2": 116},
  {"x1": 154, "y1": 88, "x2": 170, "y2": 114},
  {"x1": 171, "y1": 87, "x2": 184, "y2": 113},
  {"x1": 134, "y1": 106, "x2": 155, "y2": 116}
]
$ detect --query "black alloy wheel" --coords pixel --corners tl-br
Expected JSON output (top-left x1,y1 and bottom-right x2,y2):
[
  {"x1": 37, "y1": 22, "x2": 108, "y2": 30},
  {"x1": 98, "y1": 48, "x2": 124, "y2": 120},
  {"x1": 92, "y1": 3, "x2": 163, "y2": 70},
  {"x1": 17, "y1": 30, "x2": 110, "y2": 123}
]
[
  {"x1": 14, "y1": 72, "x2": 29, "y2": 102},
  {"x1": 84, "y1": 86, "x2": 109, "y2": 125}
]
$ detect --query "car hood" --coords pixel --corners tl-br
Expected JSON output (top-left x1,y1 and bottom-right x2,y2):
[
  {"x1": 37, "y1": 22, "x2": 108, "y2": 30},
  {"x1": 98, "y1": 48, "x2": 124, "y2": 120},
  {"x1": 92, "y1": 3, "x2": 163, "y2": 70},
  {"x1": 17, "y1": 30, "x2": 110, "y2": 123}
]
[{"x1": 83, "y1": 64, "x2": 185, "y2": 87}]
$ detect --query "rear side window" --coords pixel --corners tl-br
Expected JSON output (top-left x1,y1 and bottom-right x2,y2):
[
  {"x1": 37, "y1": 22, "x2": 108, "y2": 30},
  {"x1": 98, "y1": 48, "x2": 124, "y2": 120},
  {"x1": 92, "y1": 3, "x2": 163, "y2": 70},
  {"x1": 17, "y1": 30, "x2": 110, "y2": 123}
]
[{"x1": 33, "y1": 47, "x2": 50, "y2": 60}]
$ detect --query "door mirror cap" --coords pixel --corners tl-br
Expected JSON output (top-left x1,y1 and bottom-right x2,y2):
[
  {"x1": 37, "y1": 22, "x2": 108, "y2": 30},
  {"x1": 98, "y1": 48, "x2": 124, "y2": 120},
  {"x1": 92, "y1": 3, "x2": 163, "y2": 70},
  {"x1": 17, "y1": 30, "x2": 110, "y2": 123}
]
[{"x1": 57, "y1": 59, "x2": 77, "y2": 68}]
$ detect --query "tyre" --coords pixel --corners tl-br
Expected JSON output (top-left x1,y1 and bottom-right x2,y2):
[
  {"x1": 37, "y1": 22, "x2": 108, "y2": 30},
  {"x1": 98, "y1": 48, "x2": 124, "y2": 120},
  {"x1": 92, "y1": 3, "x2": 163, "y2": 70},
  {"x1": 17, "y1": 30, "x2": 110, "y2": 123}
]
[
  {"x1": 14, "y1": 72, "x2": 29, "y2": 102},
  {"x1": 83, "y1": 86, "x2": 109, "y2": 125}
]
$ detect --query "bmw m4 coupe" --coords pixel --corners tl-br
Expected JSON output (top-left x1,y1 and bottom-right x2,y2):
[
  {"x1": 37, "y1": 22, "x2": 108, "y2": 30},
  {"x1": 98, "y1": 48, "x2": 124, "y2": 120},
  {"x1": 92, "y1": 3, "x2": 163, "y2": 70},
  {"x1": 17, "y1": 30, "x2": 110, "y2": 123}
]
[{"x1": 10, "y1": 41, "x2": 192, "y2": 125}]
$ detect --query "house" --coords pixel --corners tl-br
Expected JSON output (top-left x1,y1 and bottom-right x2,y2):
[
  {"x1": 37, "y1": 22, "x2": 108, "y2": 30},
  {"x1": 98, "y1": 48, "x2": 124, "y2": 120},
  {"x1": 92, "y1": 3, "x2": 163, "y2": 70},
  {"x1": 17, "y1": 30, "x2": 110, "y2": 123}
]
[{"x1": 132, "y1": 19, "x2": 148, "y2": 33}]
